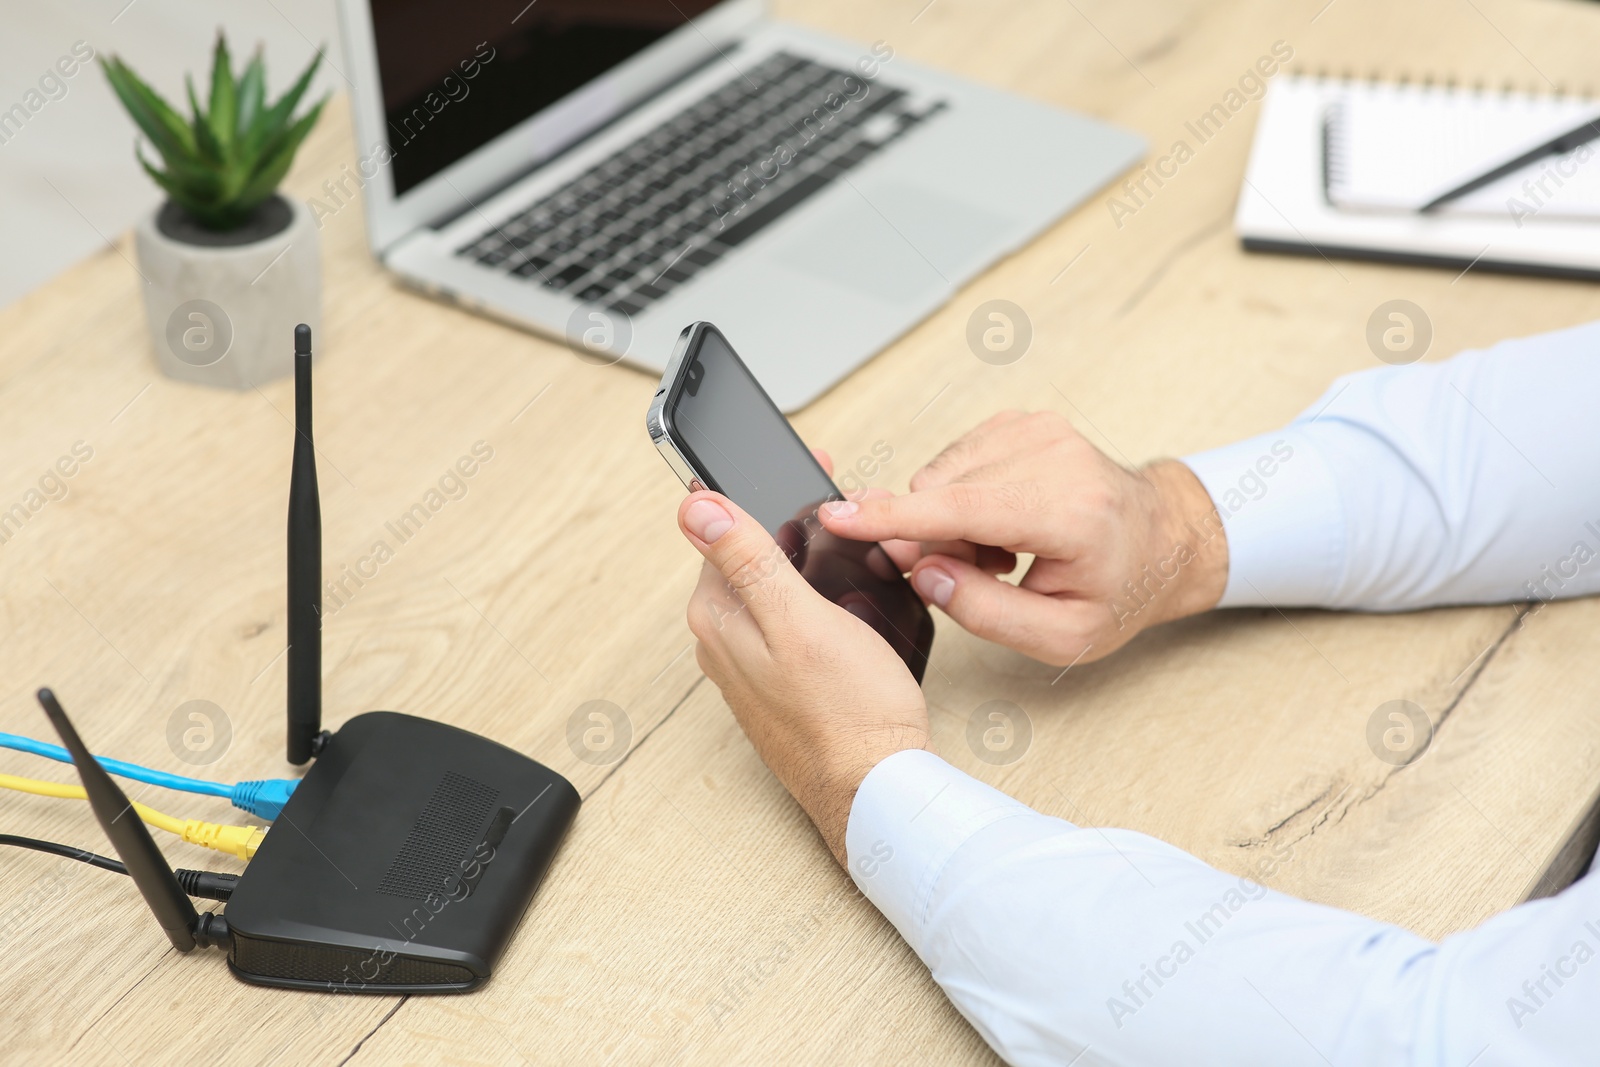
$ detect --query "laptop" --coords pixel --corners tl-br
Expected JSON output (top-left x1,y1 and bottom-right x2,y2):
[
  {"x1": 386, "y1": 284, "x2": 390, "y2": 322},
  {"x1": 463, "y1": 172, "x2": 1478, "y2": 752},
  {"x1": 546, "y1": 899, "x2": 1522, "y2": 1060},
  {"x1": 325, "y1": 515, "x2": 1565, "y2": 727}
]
[{"x1": 337, "y1": 0, "x2": 1144, "y2": 410}]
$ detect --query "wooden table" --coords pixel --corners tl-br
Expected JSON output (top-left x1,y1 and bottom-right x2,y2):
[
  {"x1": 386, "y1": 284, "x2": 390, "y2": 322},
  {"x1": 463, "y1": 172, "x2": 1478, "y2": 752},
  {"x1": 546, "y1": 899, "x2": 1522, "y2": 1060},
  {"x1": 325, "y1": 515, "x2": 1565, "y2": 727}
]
[{"x1": 4, "y1": 0, "x2": 1600, "y2": 1061}]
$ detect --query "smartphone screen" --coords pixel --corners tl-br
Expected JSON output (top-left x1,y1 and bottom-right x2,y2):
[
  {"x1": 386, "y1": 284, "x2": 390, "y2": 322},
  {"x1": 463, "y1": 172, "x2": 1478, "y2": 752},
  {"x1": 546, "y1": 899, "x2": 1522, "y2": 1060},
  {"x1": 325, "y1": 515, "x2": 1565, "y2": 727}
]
[{"x1": 665, "y1": 326, "x2": 934, "y2": 682}]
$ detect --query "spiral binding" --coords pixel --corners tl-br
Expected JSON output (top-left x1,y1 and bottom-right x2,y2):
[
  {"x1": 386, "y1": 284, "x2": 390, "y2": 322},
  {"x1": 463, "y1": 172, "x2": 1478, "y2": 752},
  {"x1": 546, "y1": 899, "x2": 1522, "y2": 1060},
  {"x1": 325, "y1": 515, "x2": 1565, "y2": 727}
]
[{"x1": 1293, "y1": 66, "x2": 1596, "y2": 101}]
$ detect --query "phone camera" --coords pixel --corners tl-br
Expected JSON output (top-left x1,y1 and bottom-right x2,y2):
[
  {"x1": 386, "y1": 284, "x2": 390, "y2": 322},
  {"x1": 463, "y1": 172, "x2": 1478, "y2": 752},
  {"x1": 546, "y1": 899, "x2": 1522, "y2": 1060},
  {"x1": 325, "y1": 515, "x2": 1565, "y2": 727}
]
[{"x1": 684, "y1": 359, "x2": 704, "y2": 396}]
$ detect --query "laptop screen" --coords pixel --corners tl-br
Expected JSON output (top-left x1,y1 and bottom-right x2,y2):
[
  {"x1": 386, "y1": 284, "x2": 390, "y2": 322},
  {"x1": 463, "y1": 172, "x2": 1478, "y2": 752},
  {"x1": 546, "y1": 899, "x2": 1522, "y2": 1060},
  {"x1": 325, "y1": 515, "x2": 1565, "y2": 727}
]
[{"x1": 372, "y1": 0, "x2": 724, "y2": 196}]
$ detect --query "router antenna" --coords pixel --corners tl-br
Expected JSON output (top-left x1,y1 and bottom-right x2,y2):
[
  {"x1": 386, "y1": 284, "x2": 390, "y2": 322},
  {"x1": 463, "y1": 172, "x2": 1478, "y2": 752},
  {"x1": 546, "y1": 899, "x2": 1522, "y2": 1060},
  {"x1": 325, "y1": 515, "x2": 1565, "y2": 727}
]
[
  {"x1": 36, "y1": 688, "x2": 223, "y2": 951},
  {"x1": 287, "y1": 323, "x2": 324, "y2": 764}
]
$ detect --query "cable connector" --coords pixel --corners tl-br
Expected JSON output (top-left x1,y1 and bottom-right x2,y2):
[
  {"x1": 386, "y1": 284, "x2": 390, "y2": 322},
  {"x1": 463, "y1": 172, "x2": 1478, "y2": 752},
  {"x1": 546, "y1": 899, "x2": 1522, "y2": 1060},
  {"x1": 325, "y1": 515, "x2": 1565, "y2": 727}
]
[
  {"x1": 175, "y1": 868, "x2": 240, "y2": 902},
  {"x1": 0, "y1": 729, "x2": 298, "y2": 821},
  {"x1": 179, "y1": 819, "x2": 266, "y2": 861},
  {"x1": 229, "y1": 778, "x2": 298, "y2": 821}
]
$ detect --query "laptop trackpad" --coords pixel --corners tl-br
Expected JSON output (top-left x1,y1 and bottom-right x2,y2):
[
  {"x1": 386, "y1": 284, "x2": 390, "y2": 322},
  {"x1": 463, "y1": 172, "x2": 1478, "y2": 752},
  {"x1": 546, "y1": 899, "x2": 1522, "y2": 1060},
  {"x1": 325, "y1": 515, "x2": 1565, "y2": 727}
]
[{"x1": 774, "y1": 183, "x2": 1012, "y2": 303}]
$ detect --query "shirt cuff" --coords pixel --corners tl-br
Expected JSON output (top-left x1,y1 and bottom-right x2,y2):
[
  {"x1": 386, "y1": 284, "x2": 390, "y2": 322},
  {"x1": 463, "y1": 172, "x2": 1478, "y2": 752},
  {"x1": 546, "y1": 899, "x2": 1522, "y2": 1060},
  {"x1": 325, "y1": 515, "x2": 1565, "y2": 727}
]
[
  {"x1": 1181, "y1": 427, "x2": 1347, "y2": 608},
  {"x1": 845, "y1": 749, "x2": 1034, "y2": 954}
]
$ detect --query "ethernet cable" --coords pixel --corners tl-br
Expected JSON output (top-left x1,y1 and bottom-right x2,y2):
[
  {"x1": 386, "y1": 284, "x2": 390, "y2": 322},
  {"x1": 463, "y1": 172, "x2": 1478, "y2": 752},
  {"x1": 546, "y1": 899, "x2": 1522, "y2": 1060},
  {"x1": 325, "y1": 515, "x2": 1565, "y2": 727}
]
[
  {"x1": 0, "y1": 730, "x2": 296, "y2": 820},
  {"x1": 0, "y1": 771, "x2": 265, "y2": 861}
]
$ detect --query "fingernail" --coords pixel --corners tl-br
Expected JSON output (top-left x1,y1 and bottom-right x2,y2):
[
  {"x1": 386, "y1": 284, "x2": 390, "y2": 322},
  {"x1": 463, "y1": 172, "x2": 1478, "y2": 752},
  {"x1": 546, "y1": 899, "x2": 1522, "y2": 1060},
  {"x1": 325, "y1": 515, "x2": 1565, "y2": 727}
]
[
  {"x1": 822, "y1": 500, "x2": 859, "y2": 519},
  {"x1": 685, "y1": 499, "x2": 734, "y2": 543},
  {"x1": 915, "y1": 566, "x2": 955, "y2": 607}
]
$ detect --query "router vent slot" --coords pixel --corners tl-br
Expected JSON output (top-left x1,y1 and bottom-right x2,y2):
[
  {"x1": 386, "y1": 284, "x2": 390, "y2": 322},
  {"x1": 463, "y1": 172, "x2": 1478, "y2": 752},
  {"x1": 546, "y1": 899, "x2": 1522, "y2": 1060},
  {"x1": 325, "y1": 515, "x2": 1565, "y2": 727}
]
[
  {"x1": 230, "y1": 935, "x2": 477, "y2": 988},
  {"x1": 377, "y1": 771, "x2": 500, "y2": 900}
]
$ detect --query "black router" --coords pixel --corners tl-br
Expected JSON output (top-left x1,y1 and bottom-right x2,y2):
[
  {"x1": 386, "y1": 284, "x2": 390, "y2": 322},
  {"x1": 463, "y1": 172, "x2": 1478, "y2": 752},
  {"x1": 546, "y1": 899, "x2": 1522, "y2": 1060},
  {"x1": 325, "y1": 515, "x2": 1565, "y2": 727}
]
[{"x1": 39, "y1": 325, "x2": 579, "y2": 993}]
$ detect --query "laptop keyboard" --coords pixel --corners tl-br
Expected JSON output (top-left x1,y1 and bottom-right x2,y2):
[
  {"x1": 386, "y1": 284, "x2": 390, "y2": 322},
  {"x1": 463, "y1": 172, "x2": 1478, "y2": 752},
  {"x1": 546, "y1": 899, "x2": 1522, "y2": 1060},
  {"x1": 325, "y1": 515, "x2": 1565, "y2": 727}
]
[{"x1": 455, "y1": 52, "x2": 945, "y2": 317}]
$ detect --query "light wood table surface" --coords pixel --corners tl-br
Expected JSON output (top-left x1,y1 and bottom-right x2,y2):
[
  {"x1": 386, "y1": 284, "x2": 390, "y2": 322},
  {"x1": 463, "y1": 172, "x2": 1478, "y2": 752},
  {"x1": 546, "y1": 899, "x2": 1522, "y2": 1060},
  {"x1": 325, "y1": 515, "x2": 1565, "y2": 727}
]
[{"x1": 4, "y1": 0, "x2": 1600, "y2": 1062}]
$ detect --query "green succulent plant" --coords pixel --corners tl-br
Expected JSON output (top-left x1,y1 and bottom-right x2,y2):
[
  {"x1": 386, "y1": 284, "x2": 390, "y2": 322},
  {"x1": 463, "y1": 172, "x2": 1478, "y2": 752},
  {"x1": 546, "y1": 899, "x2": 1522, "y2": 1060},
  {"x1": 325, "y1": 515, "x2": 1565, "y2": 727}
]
[{"x1": 102, "y1": 34, "x2": 327, "y2": 231}]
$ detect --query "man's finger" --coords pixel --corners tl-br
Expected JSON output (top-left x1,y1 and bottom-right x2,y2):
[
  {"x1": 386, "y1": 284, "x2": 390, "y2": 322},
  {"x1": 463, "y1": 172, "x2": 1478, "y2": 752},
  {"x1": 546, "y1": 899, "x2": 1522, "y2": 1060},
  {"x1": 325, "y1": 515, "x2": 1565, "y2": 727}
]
[
  {"x1": 679, "y1": 490, "x2": 812, "y2": 628},
  {"x1": 908, "y1": 555, "x2": 1101, "y2": 667},
  {"x1": 687, "y1": 559, "x2": 763, "y2": 649},
  {"x1": 880, "y1": 538, "x2": 922, "y2": 572},
  {"x1": 811, "y1": 448, "x2": 833, "y2": 477},
  {"x1": 819, "y1": 481, "x2": 1050, "y2": 550},
  {"x1": 909, "y1": 410, "x2": 1028, "y2": 492},
  {"x1": 920, "y1": 539, "x2": 981, "y2": 566},
  {"x1": 909, "y1": 410, "x2": 1083, "y2": 493},
  {"x1": 838, "y1": 487, "x2": 919, "y2": 569}
]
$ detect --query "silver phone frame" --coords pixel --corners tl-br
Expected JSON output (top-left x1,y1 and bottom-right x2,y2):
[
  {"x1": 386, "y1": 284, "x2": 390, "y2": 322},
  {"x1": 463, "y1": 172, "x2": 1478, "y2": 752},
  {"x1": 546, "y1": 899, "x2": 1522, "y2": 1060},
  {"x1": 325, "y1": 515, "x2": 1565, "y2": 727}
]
[
  {"x1": 647, "y1": 318, "x2": 846, "y2": 507},
  {"x1": 645, "y1": 322, "x2": 710, "y2": 492}
]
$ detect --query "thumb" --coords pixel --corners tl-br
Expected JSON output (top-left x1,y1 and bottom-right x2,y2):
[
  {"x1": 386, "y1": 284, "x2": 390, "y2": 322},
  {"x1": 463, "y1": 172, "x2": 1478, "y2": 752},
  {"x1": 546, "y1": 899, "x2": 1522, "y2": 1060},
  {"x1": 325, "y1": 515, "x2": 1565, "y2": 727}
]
[
  {"x1": 910, "y1": 555, "x2": 1099, "y2": 666},
  {"x1": 679, "y1": 490, "x2": 810, "y2": 625}
]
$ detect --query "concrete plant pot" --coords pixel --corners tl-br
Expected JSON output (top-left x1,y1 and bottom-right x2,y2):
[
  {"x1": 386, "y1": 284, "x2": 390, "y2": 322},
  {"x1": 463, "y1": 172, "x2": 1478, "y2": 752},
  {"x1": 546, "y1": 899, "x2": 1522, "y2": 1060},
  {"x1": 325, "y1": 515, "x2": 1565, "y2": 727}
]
[{"x1": 134, "y1": 194, "x2": 320, "y2": 388}]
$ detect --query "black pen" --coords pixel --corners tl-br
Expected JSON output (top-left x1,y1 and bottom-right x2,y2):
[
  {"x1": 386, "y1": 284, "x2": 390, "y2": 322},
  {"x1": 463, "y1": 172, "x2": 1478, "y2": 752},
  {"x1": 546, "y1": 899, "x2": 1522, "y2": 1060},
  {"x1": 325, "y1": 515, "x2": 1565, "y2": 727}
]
[{"x1": 1419, "y1": 113, "x2": 1600, "y2": 213}]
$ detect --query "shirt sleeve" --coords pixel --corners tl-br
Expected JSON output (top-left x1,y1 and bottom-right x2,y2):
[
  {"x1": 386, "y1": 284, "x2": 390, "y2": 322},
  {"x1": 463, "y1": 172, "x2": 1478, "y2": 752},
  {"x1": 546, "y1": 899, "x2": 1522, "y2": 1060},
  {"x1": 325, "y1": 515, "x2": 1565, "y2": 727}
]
[
  {"x1": 847, "y1": 749, "x2": 1600, "y2": 1067},
  {"x1": 1181, "y1": 319, "x2": 1600, "y2": 610}
]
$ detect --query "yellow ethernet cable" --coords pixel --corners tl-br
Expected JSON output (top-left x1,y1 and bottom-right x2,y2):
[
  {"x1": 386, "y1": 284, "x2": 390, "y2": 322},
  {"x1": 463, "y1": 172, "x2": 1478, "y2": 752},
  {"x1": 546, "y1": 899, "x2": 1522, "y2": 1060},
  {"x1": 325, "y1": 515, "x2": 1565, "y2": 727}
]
[{"x1": 0, "y1": 771, "x2": 264, "y2": 860}]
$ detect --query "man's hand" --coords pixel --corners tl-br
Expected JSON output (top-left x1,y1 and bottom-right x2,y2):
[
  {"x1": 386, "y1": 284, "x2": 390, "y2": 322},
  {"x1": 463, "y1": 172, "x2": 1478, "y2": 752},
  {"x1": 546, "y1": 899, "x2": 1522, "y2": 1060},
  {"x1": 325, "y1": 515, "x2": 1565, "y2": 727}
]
[
  {"x1": 679, "y1": 486, "x2": 930, "y2": 866},
  {"x1": 820, "y1": 411, "x2": 1229, "y2": 665}
]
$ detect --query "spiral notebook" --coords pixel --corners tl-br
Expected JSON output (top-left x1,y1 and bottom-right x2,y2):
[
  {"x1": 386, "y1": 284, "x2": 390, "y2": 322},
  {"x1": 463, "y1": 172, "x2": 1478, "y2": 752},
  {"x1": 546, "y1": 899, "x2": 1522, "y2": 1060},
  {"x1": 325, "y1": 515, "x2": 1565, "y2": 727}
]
[{"x1": 1237, "y1": 74, "x2": 1600, "y2": 280}]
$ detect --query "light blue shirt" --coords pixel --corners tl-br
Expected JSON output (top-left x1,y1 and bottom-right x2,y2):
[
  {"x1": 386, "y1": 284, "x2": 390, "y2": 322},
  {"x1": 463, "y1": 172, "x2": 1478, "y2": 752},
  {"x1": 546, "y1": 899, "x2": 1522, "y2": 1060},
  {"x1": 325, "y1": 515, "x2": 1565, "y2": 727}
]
[{"x1": 846, "y1": 320, "x2": 1600, "y2": 1066}]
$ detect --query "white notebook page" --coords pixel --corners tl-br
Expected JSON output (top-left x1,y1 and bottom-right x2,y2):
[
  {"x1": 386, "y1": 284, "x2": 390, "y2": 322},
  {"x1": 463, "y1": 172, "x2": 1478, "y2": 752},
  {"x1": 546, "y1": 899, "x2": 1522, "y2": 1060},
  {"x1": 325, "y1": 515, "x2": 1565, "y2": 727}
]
[{"x1": 1325, "y1": 82, "x2": 1600, "y2": 219}]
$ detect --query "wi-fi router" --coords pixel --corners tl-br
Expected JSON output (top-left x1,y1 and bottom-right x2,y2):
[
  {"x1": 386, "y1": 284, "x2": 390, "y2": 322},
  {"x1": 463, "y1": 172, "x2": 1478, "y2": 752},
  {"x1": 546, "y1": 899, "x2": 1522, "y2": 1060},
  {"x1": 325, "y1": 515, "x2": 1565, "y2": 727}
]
[{"x1": 40, "y1": 325, "x2": 580, "y2": 993}]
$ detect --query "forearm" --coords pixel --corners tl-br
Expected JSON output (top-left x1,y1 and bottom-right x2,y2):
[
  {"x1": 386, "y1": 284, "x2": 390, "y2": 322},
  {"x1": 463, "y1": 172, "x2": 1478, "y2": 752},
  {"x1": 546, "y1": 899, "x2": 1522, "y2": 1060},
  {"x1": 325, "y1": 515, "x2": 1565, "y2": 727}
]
[
  {"x1": 848, "y1": 751, "x2": 1600, "y2": 1066},
  {"x1": 1182, "y1": 319, "x2": 1600, "y2": 612}
]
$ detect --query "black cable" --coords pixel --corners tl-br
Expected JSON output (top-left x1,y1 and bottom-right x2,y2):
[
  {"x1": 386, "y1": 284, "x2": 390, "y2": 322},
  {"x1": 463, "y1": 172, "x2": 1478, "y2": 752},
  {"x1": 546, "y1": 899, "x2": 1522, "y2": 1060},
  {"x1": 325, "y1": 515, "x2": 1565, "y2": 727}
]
[
  {"x1": 0, "y1": 832, "x2": 125, "y2": 873},
  {"x1": 0, "y1": 833, "x2": 239, "y2": 900}
]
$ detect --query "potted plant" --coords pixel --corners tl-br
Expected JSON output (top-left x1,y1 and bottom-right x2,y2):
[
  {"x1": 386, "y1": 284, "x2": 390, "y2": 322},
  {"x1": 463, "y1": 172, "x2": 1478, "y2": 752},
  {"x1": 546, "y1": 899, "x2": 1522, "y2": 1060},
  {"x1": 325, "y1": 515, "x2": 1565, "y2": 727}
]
[{"x1": 104, "y1": 35, "x2": 326, "y2": 388}]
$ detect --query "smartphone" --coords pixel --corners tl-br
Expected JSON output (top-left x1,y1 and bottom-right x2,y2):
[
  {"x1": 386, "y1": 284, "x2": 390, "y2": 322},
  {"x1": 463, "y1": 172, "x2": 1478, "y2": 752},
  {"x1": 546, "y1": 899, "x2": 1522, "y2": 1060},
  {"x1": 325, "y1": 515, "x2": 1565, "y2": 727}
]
[{"x1": 647, "y1": 322, "x2": 934, "y2": 683}]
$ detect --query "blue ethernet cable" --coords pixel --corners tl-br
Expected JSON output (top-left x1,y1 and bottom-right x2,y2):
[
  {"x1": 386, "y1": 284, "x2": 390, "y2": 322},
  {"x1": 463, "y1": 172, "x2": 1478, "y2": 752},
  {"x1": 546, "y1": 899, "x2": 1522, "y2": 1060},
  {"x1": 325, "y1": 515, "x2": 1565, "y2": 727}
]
[{"x1": 0, "y1": 731, "x2": 296, "y2": 820}]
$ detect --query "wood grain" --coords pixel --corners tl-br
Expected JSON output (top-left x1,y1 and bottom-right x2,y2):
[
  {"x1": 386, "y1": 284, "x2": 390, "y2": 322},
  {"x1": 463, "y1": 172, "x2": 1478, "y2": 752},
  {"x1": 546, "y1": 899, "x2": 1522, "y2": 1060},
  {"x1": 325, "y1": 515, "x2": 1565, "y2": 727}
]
[{"x1": 2, "y1": 0, "x2": 1598, "y2": 1062}]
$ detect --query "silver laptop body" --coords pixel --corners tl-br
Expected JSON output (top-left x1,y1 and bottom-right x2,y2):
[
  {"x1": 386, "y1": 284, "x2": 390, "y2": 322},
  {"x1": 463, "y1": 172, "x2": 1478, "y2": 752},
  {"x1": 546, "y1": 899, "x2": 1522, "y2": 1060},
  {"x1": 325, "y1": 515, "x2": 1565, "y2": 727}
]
[{"x1": 337, "y1": 0, "x2": 1144, "y2": 409}]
